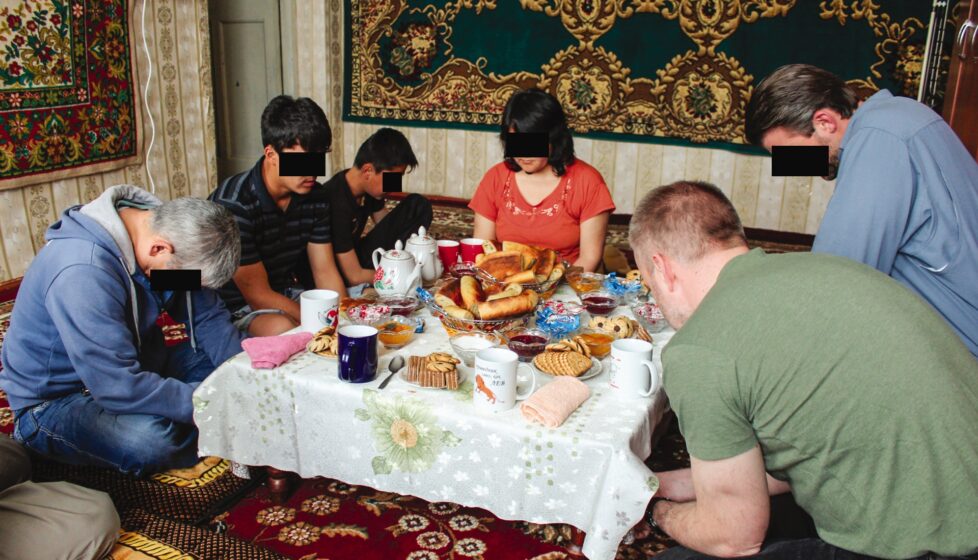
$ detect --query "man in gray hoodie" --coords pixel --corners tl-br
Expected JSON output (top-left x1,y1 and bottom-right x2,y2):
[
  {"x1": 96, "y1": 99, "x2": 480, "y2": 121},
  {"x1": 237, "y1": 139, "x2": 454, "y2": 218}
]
[{"x1": 0, "y1": 185, "x2": 244, "y2": 476}]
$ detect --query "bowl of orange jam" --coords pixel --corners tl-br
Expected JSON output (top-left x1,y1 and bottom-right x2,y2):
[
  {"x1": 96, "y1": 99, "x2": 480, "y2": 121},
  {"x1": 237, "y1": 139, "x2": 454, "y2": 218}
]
[
  {"x1": 567, "y1": 272, "x2": 606, "y2": 295},
  {"x1": 575, "y1": 328, "x2": 615, "y2": 358},
  {"x1": 374, "y1": 316, "x2": 416, "y2": 349}
]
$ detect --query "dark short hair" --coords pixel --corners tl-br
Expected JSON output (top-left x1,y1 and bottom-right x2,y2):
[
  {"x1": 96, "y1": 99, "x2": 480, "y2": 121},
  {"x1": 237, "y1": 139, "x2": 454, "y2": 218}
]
[
  {"x1": 500, "y1": 88, "x2": 575, "y2": 176},
  {"x1": 260, "y1": 95, "x2": 332, "y2": 153},
  {"x1": 353, "y1": 128, "x2": 418, "y2": 172},
  {"x1": 744, "y1": 64, "x2": 859, "y2": 146},
  {"x1": 628, "y1": 181, "x2": 747, "y2": 263}
]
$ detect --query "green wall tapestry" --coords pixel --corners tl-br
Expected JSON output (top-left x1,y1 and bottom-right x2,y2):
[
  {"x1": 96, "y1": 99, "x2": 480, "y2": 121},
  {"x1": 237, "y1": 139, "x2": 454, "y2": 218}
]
[
  {"x1": 0, "y1": 0, "x2": 141, "y2": 188},
  {"x1": 344, "y1": 1, "x2": 931, "y2": 153}
]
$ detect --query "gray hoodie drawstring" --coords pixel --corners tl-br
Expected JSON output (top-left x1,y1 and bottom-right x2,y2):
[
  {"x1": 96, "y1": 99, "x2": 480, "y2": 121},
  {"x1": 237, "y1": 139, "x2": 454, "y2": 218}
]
[
  {"x1": 186, "y1": 292, "x2": 197, "y2": 351},
  {"x1": 122, "y1": 257, "x2": 141, "y2": 349}
]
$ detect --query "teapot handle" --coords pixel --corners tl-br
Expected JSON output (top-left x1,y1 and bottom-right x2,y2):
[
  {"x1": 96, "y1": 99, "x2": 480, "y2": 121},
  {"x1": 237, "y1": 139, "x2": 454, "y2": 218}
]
[{"x1": 372, "y1": 248, "x2": 384, "y2": 270}]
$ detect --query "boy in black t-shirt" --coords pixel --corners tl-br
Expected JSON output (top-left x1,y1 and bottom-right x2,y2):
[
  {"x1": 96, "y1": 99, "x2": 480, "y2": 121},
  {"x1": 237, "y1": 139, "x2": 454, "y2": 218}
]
[
  {"x1": 322, "y1": 128, "x2": 432, "y2": 287},
  {"x1": 209, "y1": 96, "x2": 347, "y2": 336}
]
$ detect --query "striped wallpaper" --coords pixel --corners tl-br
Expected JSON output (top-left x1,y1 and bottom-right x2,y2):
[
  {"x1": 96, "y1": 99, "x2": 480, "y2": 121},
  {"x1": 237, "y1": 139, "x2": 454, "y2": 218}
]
[{"x1": 0, "y1": 0, "x2": 834, "y2": 282}]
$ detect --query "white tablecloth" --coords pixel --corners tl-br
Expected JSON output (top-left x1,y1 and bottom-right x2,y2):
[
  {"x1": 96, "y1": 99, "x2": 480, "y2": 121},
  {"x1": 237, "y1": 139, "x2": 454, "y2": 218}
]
[{"x1": 194, "y1": 288, "x2": 672, "y2": 560}]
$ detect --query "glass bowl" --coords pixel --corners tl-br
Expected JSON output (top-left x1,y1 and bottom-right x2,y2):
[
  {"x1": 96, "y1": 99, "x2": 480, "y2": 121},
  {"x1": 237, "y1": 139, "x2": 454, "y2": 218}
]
[
  {"x1": 448, "y1": 331, "x2": 504, "y2": 367},
  {"x1": 374, "y1": 315, "x2": 416, "y2": 349},
  {"x1": 580, "y1": 290, "x2": 622, "y2": 316},
  {"x1": 567, "y1": 271, "x2": 605, "y2": 295},
  {"x1": 449, "y1": 262, "x2": 478, "y2": 278},
  {"x1": 378, "y1": 294, "x2": 422, "y2": 316},
  {"x1": 631, "y1": 300, "x2": 669, "y2": 334},
  {"x1": 574, "y1": 328, "x2": 616, "y2": 359},
  {"x1": 345, "y1": 303, "x2": 391, "y2": 326},
  {"x1": 505, "y1": 327, "x2": 550, "y2": 362}
]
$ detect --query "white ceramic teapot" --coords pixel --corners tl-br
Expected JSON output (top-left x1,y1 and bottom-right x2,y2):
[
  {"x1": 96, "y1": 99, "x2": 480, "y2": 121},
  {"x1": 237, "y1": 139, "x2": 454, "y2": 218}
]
[
  {"x1": 372, "y1": 240, "x2": 423, "y2": 296},
  {"x1": 405, "y1": 226, "x2": 442, "y2": 284}
]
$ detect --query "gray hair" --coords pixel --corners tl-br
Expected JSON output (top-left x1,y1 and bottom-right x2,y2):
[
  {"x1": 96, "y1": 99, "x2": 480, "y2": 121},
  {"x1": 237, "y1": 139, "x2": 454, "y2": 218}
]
[
  {"x1": 150, "y1": 198, "x2": 240, "y2": 288},
  {"x1": 744, "y1": 64, "x2": 858, "y2": 146}
]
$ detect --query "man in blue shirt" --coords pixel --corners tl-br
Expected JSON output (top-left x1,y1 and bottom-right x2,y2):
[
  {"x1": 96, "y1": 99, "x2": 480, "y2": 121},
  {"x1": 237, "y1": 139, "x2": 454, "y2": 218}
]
[{"x1": 745, "y1": 64, "x2": 978, "y2": 359}]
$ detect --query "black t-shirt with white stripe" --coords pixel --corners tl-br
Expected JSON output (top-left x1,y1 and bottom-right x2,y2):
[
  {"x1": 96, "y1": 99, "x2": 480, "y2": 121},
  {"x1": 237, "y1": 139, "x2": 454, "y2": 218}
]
[{"x1": 209, "y1": 157, "x2": 331, "y2": 309}]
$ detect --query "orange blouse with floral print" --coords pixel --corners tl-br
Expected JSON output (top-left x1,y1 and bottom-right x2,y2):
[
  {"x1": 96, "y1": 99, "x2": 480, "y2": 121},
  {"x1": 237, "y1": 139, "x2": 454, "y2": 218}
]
[{"x1": 468, "y1": 160, "x2": 615, "y2": 263}]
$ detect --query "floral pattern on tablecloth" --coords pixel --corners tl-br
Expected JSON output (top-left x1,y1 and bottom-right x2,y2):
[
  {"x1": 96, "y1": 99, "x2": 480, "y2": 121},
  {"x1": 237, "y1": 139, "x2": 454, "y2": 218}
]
[{"x1": 356, "y1": 389, "x2": 462, "y2": 474}]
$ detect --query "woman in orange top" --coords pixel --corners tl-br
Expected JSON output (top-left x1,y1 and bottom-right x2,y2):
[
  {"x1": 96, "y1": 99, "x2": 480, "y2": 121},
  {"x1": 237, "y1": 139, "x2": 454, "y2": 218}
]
[{"x1": 469, "y1": 89, "x2": 615, "y2": 271}]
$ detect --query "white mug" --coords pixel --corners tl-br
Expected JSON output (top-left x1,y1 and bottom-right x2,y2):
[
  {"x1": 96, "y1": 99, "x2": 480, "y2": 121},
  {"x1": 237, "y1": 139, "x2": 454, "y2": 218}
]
[
  {"x1": 473, "y1": 347, "x2": 536, "y2": 412},
  {"x1": 609, "y1": 338, "x2": 660, "y2": 397},
  {"x1": 300, "y1": 289, "x2": 339, "y2": 332}
]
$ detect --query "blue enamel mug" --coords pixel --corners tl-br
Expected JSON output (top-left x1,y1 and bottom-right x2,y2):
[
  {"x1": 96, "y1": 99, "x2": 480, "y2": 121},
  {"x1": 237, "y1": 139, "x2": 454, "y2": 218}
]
[{"x1": 338, "y1": 325, "x2": 379, "y2": 383}]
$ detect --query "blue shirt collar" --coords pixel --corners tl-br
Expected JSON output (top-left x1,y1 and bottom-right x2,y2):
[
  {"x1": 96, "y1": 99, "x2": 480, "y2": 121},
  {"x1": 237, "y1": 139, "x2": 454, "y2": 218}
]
[{"x1": 840, "y1": 89, "x2": 893, "y2": 151}]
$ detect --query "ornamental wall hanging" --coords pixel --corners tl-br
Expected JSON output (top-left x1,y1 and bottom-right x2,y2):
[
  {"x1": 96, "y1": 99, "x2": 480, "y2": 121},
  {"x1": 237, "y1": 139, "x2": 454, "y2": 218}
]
[
  {"x1": 0, "y1": 0, "x2": 141, "y2": 189},
  {"x1": 344, "y1": 1, "x2": 931, "y2": 154}
]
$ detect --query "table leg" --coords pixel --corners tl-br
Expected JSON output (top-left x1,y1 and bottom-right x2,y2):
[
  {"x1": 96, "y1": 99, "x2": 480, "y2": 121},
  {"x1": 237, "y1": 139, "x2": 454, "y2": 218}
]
[
  {"x1": 566, "y1": 527, "x2": 586, "y2": 557},
  {"x1": 266, "y1": 467, "x2": 295, "y2": 504}
]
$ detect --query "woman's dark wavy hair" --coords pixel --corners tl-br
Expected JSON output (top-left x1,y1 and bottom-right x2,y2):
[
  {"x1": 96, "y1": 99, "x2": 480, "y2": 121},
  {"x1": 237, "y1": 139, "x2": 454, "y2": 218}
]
[{"x1": 500, "y1": 88, "x2": 576, "y2": 176}]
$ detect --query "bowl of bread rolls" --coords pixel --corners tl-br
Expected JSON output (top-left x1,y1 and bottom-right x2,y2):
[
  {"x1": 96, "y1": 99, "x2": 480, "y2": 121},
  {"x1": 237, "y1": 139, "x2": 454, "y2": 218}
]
[
  {"x1": 426, "y1": 275, "x2": 535, "y2": 336},
  {"x1": 473, "y1": 241, "x2": 566, "y2": 299}
]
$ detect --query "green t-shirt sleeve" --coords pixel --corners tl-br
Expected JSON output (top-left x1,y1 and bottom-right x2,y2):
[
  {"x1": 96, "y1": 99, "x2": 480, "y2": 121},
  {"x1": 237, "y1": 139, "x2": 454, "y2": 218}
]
[{"x1": 663, "y1": 343, "x2": 757, "y2": 461}]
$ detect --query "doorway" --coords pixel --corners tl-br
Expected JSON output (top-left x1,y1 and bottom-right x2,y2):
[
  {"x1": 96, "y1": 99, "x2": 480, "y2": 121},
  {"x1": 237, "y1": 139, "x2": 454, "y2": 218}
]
[{"x1": 209, "y1": 0, "x2": 285, "y2": 181}]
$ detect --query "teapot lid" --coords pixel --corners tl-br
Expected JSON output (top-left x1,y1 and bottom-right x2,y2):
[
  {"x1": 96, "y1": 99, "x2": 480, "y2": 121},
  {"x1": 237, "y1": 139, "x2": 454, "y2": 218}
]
[
  {"x1": 407, "y1": 226, "x2": 434, "y2": 245},
  {"x1": 384, "y1": 239, "x2": 413, "y2": 260}
]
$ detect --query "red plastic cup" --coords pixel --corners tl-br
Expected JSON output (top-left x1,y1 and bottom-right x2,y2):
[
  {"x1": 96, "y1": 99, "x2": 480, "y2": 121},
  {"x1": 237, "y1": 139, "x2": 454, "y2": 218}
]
[
  {"x1": 460, "y1": 238, "x2": 485, "y2": 264},
  {"x1": 437, "y1": 240, "x2": 460, "y2": 273}
]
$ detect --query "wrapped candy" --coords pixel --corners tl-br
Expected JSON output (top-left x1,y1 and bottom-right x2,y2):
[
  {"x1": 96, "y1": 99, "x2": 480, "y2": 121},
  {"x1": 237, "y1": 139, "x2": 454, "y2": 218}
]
[
  {"x1": 603, "y1": 272, "x2": 643, "y2": 298},
  {"x1": 535, "y1": 300, "x2": 583, "y2": 339}
]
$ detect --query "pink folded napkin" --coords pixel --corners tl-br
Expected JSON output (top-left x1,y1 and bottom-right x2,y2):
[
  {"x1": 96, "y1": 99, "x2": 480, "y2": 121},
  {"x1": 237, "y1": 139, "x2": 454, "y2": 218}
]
[
  {"x1": 241, "y1": 332, "x2": 313, "y2": 369},
  {"x1": 520, "y1": 377, "x2": 591, "y2": 428}
]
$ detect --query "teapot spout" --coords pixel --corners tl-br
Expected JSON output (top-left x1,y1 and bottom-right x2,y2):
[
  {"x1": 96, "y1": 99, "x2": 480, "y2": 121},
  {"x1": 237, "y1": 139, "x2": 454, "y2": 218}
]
[{"x1": 405, "y1": 261, "x2": 423, "y2": 293}]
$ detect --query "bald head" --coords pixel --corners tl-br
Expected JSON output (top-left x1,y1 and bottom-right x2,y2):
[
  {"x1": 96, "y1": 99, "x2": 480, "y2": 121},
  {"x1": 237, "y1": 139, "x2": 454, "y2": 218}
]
[{"x1": 628, "y1": 181, "x2": 748, "y2": 263}]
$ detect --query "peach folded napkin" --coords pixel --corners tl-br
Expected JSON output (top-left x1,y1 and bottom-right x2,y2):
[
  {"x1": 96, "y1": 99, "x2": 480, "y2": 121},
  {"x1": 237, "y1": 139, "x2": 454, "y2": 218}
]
[
  {"x1": 241, "y1": 331, "x2": 313, "y2": 369},
  {"x1": 520, "y1": 377, "x2": 591, "y2": 428}
]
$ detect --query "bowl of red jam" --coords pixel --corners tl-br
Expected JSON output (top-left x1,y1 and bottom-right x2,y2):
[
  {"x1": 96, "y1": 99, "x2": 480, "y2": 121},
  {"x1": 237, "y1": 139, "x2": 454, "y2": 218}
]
[
  {"x1": 506, "y1": 328, "x2": 550, "y2": 362},
  {"x1": 449, "y1": 262, "x2": 478, "y2": 278},
  {"x1": 379, "y1": 295, "x2": 421, "y2": 316},
  {"x1": 581, "y1": 290, "x2": 621, "y2": 316}
]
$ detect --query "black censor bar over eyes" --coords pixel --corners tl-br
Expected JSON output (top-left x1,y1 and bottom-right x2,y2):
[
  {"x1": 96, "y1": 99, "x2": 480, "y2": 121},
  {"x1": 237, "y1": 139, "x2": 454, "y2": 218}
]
[
  {"x1": 151, "y1": 269, "x2": 202, "y2": 291},
  {"x1": 382, "y1": 172, "x2": 403, "y2": 193},
  {"x1": 505, "y1": 132, "x2": 549, "y2": 158},
  {"x1": 771, "y1": 146, "x2": 829, "y2": 177},
  {"x1": 279, "y1": 152, "x2": 326, "y2": 177}
]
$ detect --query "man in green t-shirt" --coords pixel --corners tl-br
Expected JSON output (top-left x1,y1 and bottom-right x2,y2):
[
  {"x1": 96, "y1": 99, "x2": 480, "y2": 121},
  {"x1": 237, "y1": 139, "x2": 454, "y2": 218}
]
[{"x1": 629, "y1": 181, "x2": 978, "y2": 559}]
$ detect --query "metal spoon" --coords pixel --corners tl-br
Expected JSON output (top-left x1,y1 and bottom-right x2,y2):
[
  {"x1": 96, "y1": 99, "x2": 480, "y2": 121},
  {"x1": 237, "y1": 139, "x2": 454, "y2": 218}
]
[{"x1": 378, "y1": 355, "x2": 406, "y2": 390}]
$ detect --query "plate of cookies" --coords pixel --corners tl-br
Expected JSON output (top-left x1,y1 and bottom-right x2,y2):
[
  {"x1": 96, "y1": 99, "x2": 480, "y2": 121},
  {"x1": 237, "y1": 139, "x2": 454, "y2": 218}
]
[
  {"x1": 307, "y1": 326, "x2": 338, "y2": 359},
  {"x1": 400, "y1": 352, "x2": 464, "y2": 390},
  {"x1": 531, "y1": 338, "x2": 603, "y2": 380}
]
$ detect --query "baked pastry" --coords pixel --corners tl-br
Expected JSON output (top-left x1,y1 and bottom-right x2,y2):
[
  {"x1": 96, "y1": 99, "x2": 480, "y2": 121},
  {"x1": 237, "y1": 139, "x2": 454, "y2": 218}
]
[
  {"x1": 307, "y1": 328, "x2": 338, "y2": 357},
  {"x1": 533, "y1": 350, "x2": 592, "y2": 377},
  {"x1": 478, "y1": 251, "x2": 523, "y2": 281},
  {"x1": 473, "y1": 289, "x2": 538, "y2": 320},
  {"x1": 545, "y1": 336, "x2": 591, "y2": 358}
]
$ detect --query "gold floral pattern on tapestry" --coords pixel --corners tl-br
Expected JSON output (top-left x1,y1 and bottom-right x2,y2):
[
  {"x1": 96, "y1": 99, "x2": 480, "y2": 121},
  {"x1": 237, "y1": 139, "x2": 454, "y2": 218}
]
[{"x1": 347, "y1": 0, "x2": 927, "y2": 145}]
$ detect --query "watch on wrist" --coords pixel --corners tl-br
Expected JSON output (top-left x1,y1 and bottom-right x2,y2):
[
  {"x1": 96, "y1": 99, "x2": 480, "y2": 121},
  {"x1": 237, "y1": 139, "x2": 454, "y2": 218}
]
[{"x1": 645, "y1": 497, "x2": 671, "y2": 538}]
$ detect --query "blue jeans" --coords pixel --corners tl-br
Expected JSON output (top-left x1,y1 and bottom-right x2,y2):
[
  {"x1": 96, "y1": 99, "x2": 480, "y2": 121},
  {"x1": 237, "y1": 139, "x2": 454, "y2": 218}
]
[{"x1": 13, "y1": 342, "x2": 215, "y2": 477}]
